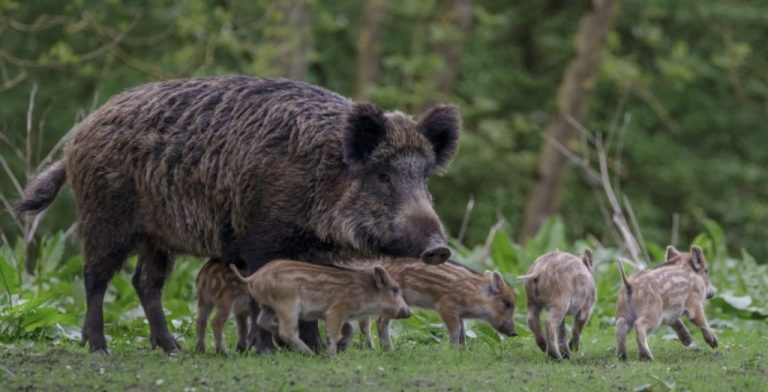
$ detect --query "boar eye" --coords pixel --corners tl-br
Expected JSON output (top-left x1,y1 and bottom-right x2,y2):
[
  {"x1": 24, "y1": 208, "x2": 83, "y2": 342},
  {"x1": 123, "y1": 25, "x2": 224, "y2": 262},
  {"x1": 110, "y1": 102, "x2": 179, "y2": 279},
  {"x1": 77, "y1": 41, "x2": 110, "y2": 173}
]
[
  {"x1": 501, "y1": 299, "x2": 512, "y2": 309},
  {"x1": 378, "y1": 173, "x2": 391, "y2": 184},
  {"x1": 391, "y1": 287, "x2": 400, "y2": 295}
]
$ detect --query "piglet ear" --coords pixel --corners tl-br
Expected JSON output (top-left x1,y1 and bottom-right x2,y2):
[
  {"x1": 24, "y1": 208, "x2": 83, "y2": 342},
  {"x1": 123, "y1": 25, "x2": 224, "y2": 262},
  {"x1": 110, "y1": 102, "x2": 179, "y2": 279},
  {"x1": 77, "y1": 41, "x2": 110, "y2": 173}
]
[
  {"x1": 492, "y1": 271, "x2": 505, "y2": 292},
  {"x1": 665, "y1": 246, "x2": 681, "y2": 261},
  {"x1": 582, "y1": 248, "x2": 593, "y2": 270},
  {"x1": 418, "y1": 104, "x2": 461, "y2": 171},
  {"x1": 689, "y1": 246, "x2": 705, "y2": 272},
  {"x1": 372, "y1": 266, "x2": 389, "y2": 290},
  {"x1": 343, "y1": 103, "x2": 387, "y2": 166}
]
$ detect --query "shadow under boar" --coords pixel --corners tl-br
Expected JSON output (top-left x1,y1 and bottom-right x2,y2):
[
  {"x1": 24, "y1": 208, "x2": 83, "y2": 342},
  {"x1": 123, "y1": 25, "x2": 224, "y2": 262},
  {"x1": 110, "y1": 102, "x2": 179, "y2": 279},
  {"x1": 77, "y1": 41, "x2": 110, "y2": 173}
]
[
  {"x1": 520, "y1": 249, "x2": 596, "y2": 360},
  {"x1": 615, "y1": 246, "x2": 718, "y2": 361},
  {"x1": 16, "y1": 76, "x2": 460, "y2": 354},
  {"x1": 230, "y1": 259, "x2": 411, "y2": 355}
]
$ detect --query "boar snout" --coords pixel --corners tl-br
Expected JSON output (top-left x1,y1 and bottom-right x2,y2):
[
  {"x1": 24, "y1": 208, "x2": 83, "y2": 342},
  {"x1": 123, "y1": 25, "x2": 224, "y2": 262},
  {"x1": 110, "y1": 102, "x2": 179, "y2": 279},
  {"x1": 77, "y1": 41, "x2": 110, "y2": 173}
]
[
  {"x1": 396, "y1": 306, "x2": 413, "y2": 319},
  {"x1": 419, "y1": 232, "x2": 451, "y2": 264},
  {"x1": 706, "y1": 285, "x2": 716, "y2": 299},
  {"x1": 421, "y1": 243, "x2": 450, "y2": 265},
  {"x1": 497, "y1": 321, "x2": 517, "y2": 337}
]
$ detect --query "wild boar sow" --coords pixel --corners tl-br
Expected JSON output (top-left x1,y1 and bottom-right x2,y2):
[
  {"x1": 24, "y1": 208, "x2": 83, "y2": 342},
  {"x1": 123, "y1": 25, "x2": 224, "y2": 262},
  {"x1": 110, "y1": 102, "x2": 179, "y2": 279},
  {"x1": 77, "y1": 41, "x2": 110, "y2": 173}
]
[{"x1": 16, "y1": 76, "x2": 460, "y2": 353}]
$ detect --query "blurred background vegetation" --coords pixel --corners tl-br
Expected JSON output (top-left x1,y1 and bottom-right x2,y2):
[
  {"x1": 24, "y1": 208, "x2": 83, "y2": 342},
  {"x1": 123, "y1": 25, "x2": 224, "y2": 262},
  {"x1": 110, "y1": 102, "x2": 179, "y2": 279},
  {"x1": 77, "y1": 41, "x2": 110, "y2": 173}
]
[{"x1": 1, "y1": 0, "x2": 766, "y2": 263}]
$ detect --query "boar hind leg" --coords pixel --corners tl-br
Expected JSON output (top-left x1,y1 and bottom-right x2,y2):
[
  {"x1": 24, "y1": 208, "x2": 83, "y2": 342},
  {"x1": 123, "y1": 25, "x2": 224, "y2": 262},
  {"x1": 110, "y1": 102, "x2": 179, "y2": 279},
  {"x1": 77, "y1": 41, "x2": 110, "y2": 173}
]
[
  {"x1": 459, "y1": 319, "x2": 466, "y2": 345},
  {"x1": 212, "y1": 297, "x2": 234, "y2": 353},
  {"x1": 545, "y1": 308, "x2": 567, "y2": 360},
  {"x1": 689, "y1": 304, "x2": 718, "y2": 349},
  {"x1": 196, "y1": 297, "x2": 215, "y2": 352},
  {"x1": 615, "y1": 317, "x2": 631, "y2": 361},
  {"x1": 527, "y1": 305, "x2": 546, "y2": 352},
  {"x1": 251, "y1": 301, "x2": 276, "y2": 354},
  {"x1": 80, "y1": 231, "x2": 135, "y2": 354},
  {"x1": 437, "y1": 302, "x2": 463, "y2": 346},
  {"x1": 274, "y1": 306, "x2": 314, "y2": 355},
  {"x1": 634, "y1": 316, "x2": 655, "y2": 361},
  {"x1": 377, "y1": 316, "x2": 393, "y2": 350},
  {"x1": 570, "y1": 309, "x2": 590, "y2": 352},
  {"x1": 669, "y1": 319, "x2": 693, "y2": 346},
  {"x1": 132, "y1": 243, "x2": 180, "y2": 353}
]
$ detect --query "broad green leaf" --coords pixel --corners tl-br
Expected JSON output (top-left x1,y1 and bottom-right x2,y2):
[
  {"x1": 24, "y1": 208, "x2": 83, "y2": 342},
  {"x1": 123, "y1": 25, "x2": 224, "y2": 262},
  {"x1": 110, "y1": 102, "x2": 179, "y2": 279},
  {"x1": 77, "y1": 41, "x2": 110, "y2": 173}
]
[{"x1": 0, "y1": 256, "x2": 19, "y2": 298}]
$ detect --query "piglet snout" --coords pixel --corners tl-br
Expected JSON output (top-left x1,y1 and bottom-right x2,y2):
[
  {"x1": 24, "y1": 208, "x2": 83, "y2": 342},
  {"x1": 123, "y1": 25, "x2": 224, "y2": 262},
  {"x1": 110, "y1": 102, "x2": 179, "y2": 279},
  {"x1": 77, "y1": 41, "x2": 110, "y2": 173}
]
[
  {"x1": 396, "y1": 307, "x2": 412, "y2": 319},
  {"x1": 498, "y1": 321, "x2": 517, "y2": 337}
]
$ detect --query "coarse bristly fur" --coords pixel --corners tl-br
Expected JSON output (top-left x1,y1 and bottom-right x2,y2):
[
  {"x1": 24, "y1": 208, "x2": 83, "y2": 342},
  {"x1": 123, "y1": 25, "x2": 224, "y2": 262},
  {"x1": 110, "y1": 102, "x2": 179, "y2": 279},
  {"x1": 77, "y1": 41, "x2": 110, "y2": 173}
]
[
  {"x1": 350, "y1": 257, "x2": 517, "y2": 350},
  {"x1": 615, "y1": 245, "x2": 718, "y2": 361},
  {"x1": 195, "y1": 258, "x2": 256, "y2": 353},
  {"x1": 520, "y1": 249, "x2": 596, "y2": 360},
  {"x1": 14, "y1": 76, "x2": 461, "y2": 354},
  {"x1": 230, "y1": 259, "x2": 411, "y2": 356}
]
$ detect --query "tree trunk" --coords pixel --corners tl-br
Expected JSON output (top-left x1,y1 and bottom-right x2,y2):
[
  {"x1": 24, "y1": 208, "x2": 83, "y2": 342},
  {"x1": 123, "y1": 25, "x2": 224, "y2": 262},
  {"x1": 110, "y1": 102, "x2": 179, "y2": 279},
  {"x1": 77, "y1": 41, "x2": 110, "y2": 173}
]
[
  {"x1": 517, "y1": 0, "x2": 621, "y2": 241},
  {"x1": 431, "y1": 0, "x2": 474, "y2": 99},
  {"x1": 355, "y1": 0, "x2": 389, "y2": 99},
  {"x1": 415, "y1": 0, "x2": 474, "y2": 111},
  {"x1": 270, "y1": 0, "x2": 312, "y2": 81}
]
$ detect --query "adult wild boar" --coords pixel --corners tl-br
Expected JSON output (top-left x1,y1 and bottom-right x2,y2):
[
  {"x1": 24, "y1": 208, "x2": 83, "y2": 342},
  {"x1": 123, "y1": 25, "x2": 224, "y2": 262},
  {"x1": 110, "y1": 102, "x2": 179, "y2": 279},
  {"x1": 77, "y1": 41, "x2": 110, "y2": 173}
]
[{"x1": 16, "y1": 76, "x2": 460, "y2": 354}]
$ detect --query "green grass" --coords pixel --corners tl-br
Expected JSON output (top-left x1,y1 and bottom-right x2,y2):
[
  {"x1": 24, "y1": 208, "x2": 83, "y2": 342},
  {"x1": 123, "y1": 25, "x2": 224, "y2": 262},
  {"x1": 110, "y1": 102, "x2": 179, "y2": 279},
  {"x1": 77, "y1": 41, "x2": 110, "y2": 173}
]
[{"x1": 2, "y1": 327, "x2": 765, "y2": 391}]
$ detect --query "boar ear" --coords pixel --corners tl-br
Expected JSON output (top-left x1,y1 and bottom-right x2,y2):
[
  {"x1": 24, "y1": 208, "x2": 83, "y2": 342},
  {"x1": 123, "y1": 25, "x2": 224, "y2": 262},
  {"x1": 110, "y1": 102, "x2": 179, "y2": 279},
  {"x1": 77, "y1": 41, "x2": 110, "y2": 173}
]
[
  {"x1": 689, "y1": 246, "x2": 705, "y2": 272},
  {"x1": 582, "y1": 248, "x2": 593, "y2": 270},
  {"x1": 418, "y1": 104, "x2": 460, "y2": 171},
  {"x1": 372, "y1": 266, "x2": 389, "y2": 290},
  {"x1": 665, "y1": 246, "x2": 681, "y2": 261},
  {"x1": 343, "y1": 103, "x2": 388, "y2": 166},
  {"x1": 492, "y1": 271, "x2": 505, "y2": 292}
]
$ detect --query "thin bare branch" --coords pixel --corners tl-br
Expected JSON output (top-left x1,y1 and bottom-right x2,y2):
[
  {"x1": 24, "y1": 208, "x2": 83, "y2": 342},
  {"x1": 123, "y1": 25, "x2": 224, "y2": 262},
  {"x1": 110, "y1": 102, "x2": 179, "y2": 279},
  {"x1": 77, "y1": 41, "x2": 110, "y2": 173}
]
[
  {"x1": 543, "y1": 133, "x2": 600, "y2": 183},
  {"x1": 623, "y1": 195, "x2": 650, "y2": 265},
  {"x1": 25, "y1": 83, "x2": 37, "y2": 178},
  {"x1": 457, "y1": 195, "x2": 475, "y2": 245},
  {"x1": 564, "y1": 113, "x2": 595, "y2": 144},
  {"x1": 671, "y1": 213, "x2": 679, "y2": 248},
  {"x1": 0, "y1": 154, "x2": 22, "y2": 195},
  {"x1": 0, "y1": 70, "x2": 27, "y2": 93}
]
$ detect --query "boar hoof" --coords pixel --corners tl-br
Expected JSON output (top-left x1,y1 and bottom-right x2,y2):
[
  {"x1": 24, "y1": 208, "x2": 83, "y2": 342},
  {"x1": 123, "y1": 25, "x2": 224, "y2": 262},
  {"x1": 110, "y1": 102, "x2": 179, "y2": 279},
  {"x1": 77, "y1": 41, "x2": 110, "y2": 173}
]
[
  {"x1": 546, "y1": 350, "x2": 562, "y2": 360},
  {"x1": 150, "y1": 334, "x2": 182, "y2": 353},
  {"x1": 618, "y1": 352, "x2": 628, "y2": 361},
  {"x1": 638, "y1": 352, "x2": 654, "y2": 361},
  {"x1": 707, "y1": 336, "x2": 718, "y2": 349},
  {"x1": 568, "y1": 339, "x2": 579, "y2": 352}
]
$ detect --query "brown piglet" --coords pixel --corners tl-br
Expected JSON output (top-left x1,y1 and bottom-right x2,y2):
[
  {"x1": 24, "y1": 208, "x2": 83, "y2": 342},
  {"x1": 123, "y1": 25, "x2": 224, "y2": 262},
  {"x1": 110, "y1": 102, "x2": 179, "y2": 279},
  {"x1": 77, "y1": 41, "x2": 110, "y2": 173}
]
[
  {"x1": 195, "y1": 258, "x2": 256, "y2": 353},
  {"x1": 230, "y1": 259, "x2": 411, "y2": 355},
  {"x1": 521, "y1": 249, "x2": 596, "y2": 360},
  {"x1": 615, "y1": 246, "x2": 718, "y2": 361},
  {"x1": 356, "y1": 258, "x2": 517, "y2": 350}
]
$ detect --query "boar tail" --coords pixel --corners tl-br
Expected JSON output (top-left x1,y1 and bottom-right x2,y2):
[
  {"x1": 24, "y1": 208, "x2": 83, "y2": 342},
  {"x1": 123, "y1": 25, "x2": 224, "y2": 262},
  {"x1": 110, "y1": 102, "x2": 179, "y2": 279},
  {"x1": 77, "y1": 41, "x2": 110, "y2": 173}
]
[
  {"x1": 616, "y1": 259, "x2": 632, "y2": 296},
  {"x1": 229, "y1": 263, "x2": 249, "y2": 283},
  {"x1": 15, "y1": 160, "x2": 67, "y2": 215},
  {"x1": 517, "y1": 273, "x2": 537, "y2": 281}
]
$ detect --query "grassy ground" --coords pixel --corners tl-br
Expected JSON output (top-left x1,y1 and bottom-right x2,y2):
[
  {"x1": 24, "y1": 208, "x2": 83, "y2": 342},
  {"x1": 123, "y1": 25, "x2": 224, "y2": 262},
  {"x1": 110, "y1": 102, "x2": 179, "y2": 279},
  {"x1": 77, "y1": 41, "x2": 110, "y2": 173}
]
[{"x1": 2, "y1": 326, "x2": 765, "y2": 391}]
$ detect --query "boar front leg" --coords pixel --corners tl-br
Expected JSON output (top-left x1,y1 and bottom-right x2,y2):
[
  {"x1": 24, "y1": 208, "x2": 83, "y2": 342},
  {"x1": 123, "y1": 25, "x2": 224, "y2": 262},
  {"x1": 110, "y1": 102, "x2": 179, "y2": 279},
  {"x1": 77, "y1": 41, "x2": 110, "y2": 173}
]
[
  {"x1": 669, "y1": 319, "x2": 693, "y2": 346},
  {"x1": 437, "y1": 304, "x2": 463, "y2": 345},
  {"x1": 557, "y1": 320, "x2": 570, "y2": 359},
  {"x1": 324, "y1": 311, "x2": 348, "y2": 356},
  {"x1": 458, "y1": 318, "x2": 466, "y2": 345},
  {"x1": 336, "y1": 322, "x2": 355, "y2": 352},
  {"x1": 377, "y1": 316, "x2": 393, "y2": 350},
  {"x1": 689, "y1": 304, "x2": 718, "y2": 348},
  {"x1": 358, "y1": 317, "x2": 374, "y2": 350},
  {"x1": 527, "y1": 304, "x2": 546, "y2": 352}
]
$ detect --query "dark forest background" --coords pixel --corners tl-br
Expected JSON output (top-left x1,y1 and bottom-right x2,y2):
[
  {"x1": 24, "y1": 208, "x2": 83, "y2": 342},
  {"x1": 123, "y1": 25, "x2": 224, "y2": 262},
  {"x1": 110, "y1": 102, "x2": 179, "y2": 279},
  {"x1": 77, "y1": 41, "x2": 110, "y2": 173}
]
[{"x1": 1, "y1": 0, "x2": 766, "y2": 262}]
